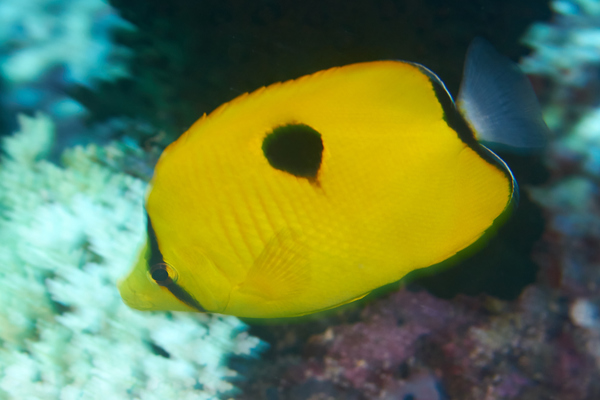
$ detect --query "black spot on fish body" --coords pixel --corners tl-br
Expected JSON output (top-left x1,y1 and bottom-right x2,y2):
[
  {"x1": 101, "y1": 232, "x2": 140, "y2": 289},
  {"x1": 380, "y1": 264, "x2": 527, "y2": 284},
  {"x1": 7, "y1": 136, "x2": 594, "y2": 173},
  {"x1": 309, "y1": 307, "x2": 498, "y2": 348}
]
[{"x1": 262, "y1": 123, "x2": 324, "y2": 181}]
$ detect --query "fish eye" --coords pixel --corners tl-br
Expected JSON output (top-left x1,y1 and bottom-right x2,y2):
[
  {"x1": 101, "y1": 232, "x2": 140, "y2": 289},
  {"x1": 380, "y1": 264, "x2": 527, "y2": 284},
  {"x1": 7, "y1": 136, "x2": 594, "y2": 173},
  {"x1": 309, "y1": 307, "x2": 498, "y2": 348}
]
[{"x1": 149, "y1": 263, "x2": 178, "y2": 286}]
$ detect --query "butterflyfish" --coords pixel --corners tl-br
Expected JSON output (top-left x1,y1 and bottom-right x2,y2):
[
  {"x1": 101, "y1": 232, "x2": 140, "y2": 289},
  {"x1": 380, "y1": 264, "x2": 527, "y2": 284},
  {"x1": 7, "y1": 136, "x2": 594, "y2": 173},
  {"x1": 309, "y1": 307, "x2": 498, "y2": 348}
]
[{"x1": 118, "y1": 38, "x2": 549, "y2": 318}]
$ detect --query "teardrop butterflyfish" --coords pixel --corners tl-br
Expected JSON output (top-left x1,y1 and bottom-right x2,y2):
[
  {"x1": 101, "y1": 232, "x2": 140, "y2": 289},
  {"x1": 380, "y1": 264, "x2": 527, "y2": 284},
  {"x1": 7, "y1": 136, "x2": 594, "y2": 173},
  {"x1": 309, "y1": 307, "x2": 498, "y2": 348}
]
[{"x1": 118, "y1": 38, "x2": 549, "y2": 318}]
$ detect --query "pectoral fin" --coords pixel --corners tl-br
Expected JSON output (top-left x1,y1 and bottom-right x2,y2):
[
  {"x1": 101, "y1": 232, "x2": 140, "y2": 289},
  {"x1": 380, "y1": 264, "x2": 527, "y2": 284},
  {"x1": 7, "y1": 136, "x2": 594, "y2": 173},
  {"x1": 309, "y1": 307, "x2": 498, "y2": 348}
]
[{"x1": 236, "y1": 229, "x2": 310, "y2": 301}]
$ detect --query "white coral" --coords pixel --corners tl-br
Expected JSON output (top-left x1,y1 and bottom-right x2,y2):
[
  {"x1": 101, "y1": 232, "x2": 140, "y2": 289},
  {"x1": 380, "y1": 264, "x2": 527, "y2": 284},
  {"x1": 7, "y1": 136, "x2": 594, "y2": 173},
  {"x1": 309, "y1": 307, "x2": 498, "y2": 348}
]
[
  {"x1": 0, "y1": 0, "x2": 132, "y2": 84},
  {"x1": 0, "y1": 114, "x2": 262, "y2": 400}
]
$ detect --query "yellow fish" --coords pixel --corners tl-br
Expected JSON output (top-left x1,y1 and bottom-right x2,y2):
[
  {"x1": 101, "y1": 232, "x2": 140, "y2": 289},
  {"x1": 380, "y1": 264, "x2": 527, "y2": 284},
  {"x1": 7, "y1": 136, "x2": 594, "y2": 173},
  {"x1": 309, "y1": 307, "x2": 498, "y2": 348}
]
[{"x1": 118, "y1": 38, "x2": 548, "y2": 318}]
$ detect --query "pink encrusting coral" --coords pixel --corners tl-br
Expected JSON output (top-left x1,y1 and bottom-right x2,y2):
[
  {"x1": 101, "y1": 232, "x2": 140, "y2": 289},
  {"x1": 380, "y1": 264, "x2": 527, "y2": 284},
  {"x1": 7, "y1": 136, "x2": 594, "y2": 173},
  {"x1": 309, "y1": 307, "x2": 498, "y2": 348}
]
[
  {"x1": 287, "y1": 288, "x2": 599, "y2": 399},
  {"x1": 239, "y1": 285, "x2": 599, "y2": 399}
]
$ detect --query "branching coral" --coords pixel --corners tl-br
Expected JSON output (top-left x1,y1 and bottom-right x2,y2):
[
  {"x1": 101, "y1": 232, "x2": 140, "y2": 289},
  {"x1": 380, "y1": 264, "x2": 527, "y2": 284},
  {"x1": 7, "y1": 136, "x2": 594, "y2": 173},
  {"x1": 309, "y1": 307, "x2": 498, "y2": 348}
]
[
  {"x1": 521, "y1": 0, "x2": 600, "y2": 87},
  {"x1": 0, "y1": 0, "x2": 135, "y2": 146},
  {"x1": 521, "y1": 0, "x2": 600, "y2": 159},
  {"x1": 0, "y1": 0, "x2": 131, "y2": 85},
  {"x1": 0, "y1": 114, "x2": 263, "y2": 399}
]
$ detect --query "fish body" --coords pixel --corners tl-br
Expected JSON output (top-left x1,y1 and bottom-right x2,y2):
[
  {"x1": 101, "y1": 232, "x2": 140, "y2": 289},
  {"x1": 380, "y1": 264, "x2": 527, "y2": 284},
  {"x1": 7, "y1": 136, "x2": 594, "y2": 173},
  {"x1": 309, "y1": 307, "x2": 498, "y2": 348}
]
[{"x1": 118, "y1": 39, "x2": 548, "y2": 318}]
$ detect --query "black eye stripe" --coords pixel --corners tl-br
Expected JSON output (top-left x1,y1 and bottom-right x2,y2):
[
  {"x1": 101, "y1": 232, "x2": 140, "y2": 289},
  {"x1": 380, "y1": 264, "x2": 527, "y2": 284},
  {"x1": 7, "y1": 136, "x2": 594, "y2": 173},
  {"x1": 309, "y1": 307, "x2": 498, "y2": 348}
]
[
  {"x1": 166, "y1": 285, "x2": 206, "y2": 312},
  {"x1": 145, "y1": 211, "x2": 206, "y2": 312},
  {"x1": 146, "y1": 212, "x2": 165, "y2": 268}
]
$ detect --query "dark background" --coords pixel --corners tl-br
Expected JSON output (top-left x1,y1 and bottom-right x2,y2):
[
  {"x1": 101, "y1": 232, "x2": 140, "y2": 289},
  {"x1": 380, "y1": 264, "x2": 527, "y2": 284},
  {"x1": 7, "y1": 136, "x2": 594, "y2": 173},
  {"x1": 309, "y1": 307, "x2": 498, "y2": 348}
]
[{"x1": 78, "y1": 0, "x2": 551, "y2": 145}]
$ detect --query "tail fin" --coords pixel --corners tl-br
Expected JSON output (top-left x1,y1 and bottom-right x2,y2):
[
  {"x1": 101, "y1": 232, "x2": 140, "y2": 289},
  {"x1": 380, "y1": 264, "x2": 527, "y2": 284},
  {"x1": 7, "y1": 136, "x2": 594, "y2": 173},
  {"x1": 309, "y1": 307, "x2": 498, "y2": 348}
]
[{"x1": 457, "y1": 38, "x2": 550, "y2": 151}]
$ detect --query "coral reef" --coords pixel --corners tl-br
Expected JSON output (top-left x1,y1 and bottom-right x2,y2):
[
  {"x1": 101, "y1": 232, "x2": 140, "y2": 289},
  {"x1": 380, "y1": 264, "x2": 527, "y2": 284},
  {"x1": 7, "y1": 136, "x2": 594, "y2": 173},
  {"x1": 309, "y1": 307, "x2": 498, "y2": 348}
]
[
  {"x1": 0, "y1": 114, "x2": 263, "y2": 399},
  {"x1": 521, "y1": 0, "x2": 600, "y2": 137},
  {"x1": 521, "y1": 0, "x2": 600, "y2": 88},
  {"x1": 3, "y1": 1, "x2": 598, "y2": 399},
  {"x1": 523, "y1": 0, "x2": 600, "y2": 326},
  {"x1": 0, "y1": 0, "x2": 134, "y2": 152},
  {"x1": 239, "y1": 287, "x2": 600, "y2": 399},
  {"x1": 0, "y1": 0, "x2": 131, "y2": 86}
]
